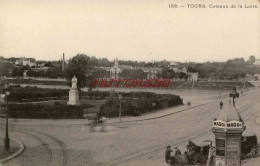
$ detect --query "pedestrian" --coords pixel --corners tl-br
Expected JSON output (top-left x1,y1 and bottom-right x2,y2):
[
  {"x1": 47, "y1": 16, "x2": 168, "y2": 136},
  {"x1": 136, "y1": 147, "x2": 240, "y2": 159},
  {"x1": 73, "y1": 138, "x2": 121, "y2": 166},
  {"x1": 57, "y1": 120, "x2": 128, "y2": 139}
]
[
  {"x1": 174, "y1": 147, "x2": 181, "y2": 156},
  {"x1": 206, "y1": 142, "x2": 215, "y2": 166},
  {"x1": 89, "y1": 116, "x2": 98, "y2": 132},
  {"x1": 165, "y1": 146, "x2": 172, "y2": 165},
  {"x1": 220, "y1": 100, "x2": 223, "y2": 110},
  {"x1": 187, "y1": 101, "x2": 191, "y2": 108},
  {"x1": 100, "y1": 116, "x2": 107, "y2": 132}
]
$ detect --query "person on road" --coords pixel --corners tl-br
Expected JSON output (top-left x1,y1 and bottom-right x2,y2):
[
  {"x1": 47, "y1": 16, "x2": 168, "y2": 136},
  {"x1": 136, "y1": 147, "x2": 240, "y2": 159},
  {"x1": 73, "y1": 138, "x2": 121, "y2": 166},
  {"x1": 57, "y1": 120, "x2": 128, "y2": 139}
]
[
  {"x1": 100, "y1": 116, "x2": 107, "y2": 132},
  {"x1": 89, "y1": 116, "x2": 98, "y2": 132},
  {"x1": 220, "y1": 100, "x2": 223, "y2": 110},
  {"x1": 165, "y1": 146, "x2": 172, "y2": 165},
  {"x1": 187, "y1": 101, "x2": 191, "y2": 108}
]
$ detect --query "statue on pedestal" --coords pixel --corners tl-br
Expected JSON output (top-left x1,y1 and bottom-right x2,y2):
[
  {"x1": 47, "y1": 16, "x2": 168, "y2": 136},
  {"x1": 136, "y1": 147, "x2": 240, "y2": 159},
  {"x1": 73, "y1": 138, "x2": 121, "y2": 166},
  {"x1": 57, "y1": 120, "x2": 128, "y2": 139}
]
[
  {"x1": 67, "y1": 76, "x2": 80, "y2": 105},
  {"x1": 71, "y1": 76, "x2": 77, "y2": 89}
]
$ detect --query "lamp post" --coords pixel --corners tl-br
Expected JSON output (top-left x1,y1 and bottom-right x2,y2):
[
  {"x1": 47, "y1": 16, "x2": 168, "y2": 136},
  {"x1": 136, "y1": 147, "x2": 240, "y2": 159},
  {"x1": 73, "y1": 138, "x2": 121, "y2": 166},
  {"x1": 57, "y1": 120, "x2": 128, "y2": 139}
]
[
  {"x1": 4, "y1": 84, "x2": 10, "y2": 152},
  {"x1": 118, "y1": 93, "x2": 122, "y2": 122}
]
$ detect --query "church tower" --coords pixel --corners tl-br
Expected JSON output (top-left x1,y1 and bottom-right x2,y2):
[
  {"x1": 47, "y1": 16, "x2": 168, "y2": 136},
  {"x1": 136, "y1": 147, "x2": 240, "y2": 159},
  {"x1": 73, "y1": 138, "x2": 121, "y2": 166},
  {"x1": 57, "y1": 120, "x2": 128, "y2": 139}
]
[{"x1": 114, "y1": 57, "x2": 119, "y2": 67}]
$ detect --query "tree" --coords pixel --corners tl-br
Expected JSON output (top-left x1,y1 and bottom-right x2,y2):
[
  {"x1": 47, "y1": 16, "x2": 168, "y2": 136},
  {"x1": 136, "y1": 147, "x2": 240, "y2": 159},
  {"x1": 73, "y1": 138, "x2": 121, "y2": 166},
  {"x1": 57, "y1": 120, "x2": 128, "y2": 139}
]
[
  {"x1": 119, "y1": 69, "x2": 147, "y2": 79},
  {"x1": 247, "y1": 55, "x2": 256, "y2": 64},
  {"x1": 158, "y1": 68, "x2": 175, "y2": 79},
  {"x1": 179, "y1": 72, "x2": 188, "y2": 80},
  {"x1": 0, "y1": 62, "x2": 13, "y2": 77},
  {"x1": 187, "y1": 66, "x2": 198, "y2": 72},
  {"x1": 66, "y1": 54, "x2": 90, "y2": 89},
  {"x1": 45, "y1": 66, "x2": 65, "y2": 78},
  {"x1": 44, "y1": 61, "x2": 53, "y2": 67},
  {"x1": 11, "y1": 66, "x2": 29, "y2": 77}
]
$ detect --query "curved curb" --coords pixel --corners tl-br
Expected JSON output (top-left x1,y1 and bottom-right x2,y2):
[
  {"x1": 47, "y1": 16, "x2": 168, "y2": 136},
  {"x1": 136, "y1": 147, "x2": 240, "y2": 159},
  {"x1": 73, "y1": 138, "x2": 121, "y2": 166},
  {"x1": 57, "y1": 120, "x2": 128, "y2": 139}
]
[
  {"x1": 107, "y1": 102, "x2": 212, "y2": 124},
  {"x1": 0, "y1": 137, "x2": 25, "y2": 164}
]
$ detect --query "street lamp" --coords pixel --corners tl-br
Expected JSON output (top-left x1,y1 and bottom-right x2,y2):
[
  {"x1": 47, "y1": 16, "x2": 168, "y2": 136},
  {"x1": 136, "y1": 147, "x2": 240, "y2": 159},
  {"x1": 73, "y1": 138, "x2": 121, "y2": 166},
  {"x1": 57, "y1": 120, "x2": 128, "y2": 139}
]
[
  {"x1": 118, "y1": 93, "x2": 122, "y2": 122},
  {"x1": 4, "y1": 84, "x2": 10, "y2": 152}
]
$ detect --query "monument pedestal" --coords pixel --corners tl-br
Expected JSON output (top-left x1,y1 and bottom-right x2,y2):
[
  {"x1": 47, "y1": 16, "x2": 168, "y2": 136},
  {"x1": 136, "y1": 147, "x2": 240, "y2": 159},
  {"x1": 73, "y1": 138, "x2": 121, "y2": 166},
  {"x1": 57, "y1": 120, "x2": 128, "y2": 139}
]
[{"x1": 67, "y1": 89, "x2": 80, "y2": 105}]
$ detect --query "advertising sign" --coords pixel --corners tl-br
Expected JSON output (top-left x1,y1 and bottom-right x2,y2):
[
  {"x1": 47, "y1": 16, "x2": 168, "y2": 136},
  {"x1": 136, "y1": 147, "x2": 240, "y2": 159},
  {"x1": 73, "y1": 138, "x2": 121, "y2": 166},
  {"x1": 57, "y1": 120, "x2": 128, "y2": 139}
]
[
  {"x1": 213, "y1": 120, "x2": 226, "y2": 128},
  {"x1": 213, "y1": 120, "x2": 243, "y2": 129},
  {"x1": 226, "y1": 137, "x2": 239, "y2": 157},
  {"x1": 227, "y1": 158, "x2": 239, "y2": 166},
  {"x1": 216, "y1": 139, "x2": 225, "y2": 156}
]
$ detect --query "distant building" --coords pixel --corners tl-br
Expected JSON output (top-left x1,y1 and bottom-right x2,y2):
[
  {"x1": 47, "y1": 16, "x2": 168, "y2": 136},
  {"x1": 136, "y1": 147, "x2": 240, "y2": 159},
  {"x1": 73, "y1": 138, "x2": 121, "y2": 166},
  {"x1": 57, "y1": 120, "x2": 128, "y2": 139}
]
[
  {"x1": 188, "y1": 72, "x2": 198, "y2": 81},
  {"x1": 254, "y1": 59, "x2": 260, "y2": 66},
  {"x1": 106, "y1": 58, "x2": 163, "y2": 79},
  {"x1": 134, "y1": 67, "x2": 162, "y2": 79},
  {"x1": 15, "y1": 57, "x2": 37, "y2": 67},
  {"x1": 169, "y1": 61, "x2": 179, "y2": 72},
  {"x1": 178, "y1": 67, "x2": 188, "y2": 74},
  {"x1": 109, "y1": 58, "x2": 133, "y2": 79}
]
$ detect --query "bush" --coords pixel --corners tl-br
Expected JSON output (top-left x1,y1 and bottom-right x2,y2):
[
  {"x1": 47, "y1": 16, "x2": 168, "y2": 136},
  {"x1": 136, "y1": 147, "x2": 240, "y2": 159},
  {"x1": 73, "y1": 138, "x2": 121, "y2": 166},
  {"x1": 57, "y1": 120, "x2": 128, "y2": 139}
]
[
  {"x1": 8, "y1": 86, "x2": 68, "y2": 102},
  {"x1": 8, "y1": 104, "x2": 84, "y2": 119},
  {"x1": 99, "y1": 92, "x2": 183, "y2": 118}
]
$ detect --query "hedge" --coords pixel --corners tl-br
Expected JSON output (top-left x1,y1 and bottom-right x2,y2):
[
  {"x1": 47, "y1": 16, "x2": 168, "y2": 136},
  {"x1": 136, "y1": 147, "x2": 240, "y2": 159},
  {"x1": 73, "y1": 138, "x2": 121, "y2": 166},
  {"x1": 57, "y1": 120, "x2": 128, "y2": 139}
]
[
  {"x1": 7, "y1": 104, "x2": 84, "y2": 119},
  {"x1": 99, "y1": 92, "x2": 183, "y2": 118}
]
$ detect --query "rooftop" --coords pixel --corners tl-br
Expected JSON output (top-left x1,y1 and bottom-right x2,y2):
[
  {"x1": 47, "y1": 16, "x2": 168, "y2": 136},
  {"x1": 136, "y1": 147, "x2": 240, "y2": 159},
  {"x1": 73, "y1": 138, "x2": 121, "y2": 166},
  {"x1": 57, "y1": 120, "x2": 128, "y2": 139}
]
[{"x1": 217, "y1": 101, "x2": 241, "y2": 122}]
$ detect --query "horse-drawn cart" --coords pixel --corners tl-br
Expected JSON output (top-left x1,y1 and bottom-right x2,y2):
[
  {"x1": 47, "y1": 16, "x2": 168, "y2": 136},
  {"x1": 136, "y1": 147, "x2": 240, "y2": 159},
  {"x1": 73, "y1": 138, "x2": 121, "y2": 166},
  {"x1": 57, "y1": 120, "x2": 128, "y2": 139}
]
[{"x1": 170, "y1": 140, "x2": 212, "y2": 165}]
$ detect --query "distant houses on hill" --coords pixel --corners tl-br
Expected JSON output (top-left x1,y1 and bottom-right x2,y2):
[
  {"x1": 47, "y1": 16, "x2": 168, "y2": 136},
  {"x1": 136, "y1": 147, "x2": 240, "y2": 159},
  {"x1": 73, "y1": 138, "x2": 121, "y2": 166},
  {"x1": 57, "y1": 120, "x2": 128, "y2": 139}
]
[
  {"x1": 15, "y1": 57, "x2": 37, "y2": 67},
  {"x1": 97, "y1": 58, "x2": 198, "y2": 81}
]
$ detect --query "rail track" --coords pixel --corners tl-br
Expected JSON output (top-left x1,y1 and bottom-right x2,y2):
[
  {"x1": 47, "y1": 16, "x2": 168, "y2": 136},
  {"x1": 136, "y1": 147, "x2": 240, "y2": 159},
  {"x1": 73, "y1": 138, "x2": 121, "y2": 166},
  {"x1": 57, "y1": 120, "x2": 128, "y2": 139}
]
[{"x1": 92, "y1": 90, "x2": 260, "y2": 166}]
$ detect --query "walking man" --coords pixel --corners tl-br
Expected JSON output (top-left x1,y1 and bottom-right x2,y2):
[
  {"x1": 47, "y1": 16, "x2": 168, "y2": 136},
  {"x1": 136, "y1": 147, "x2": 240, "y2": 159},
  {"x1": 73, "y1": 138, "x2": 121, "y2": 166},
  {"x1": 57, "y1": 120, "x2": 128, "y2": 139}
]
[
  {"x1": 187, "y1": 101, "x2": 191, "y2": 108},
  {"x1": 220, "y1": 100, "x2": 223, "y2": 110}
]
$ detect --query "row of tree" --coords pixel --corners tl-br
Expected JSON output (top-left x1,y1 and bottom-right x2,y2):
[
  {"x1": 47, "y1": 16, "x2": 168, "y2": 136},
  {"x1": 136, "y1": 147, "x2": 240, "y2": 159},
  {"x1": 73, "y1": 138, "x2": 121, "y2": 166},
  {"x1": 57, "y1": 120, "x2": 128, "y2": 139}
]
[
  {"x1": 1, "y1": 55, "x2": 259, "y2": 89},
  {"x1": 182, "y1": 56, "x2": 259, "y2": 80}
]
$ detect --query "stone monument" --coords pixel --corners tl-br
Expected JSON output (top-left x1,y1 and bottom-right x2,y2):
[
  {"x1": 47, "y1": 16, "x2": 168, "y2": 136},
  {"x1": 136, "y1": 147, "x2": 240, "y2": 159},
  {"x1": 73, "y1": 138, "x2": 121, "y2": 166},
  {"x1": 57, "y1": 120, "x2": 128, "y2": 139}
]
[{"x1": 67, "y1": 76, "x2": 80, "y2": 105}]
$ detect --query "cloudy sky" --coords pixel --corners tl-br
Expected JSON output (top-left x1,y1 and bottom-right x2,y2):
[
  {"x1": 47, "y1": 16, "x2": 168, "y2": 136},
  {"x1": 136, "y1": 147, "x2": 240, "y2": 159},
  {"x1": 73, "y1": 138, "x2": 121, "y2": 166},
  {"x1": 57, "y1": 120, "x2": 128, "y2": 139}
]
[{"x1": 0, "y1": 0, "x2": 259, "y2": 62}]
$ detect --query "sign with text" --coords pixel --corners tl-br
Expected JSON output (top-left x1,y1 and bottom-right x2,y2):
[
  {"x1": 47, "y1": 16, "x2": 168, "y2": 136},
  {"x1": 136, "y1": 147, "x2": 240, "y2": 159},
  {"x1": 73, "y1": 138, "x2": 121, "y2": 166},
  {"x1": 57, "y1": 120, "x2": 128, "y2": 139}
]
[
  {"x1": 227, "y1": 158, "x2": 239, "y2": 166},
  {"x1": 213, "y1": 120, "x2": 242, "y2": 129},
  {"x1": 216, "y1": 139, "x2": 225, "y2": 156},
  {"x1": 226, "y1": 121, "x2": 242, "y2": 129},
  {"x1": 226, "y1": 137, "x2": 239, "y2": 157},
  {"x1": 213, "y1": 120, "x2": 226, "y2": 128}
]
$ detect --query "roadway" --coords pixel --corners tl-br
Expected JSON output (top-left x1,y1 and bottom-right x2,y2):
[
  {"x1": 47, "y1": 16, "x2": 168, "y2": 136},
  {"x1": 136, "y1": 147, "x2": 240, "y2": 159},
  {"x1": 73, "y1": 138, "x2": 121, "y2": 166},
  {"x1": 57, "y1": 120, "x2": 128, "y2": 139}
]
[{"x1": 0, "y1": 88, "x2": 260, "y2": 166}]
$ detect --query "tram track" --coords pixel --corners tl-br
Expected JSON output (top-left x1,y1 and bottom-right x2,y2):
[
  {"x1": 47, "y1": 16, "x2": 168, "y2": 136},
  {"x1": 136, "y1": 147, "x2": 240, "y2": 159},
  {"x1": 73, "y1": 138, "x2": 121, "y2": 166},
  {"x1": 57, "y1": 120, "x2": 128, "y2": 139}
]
[
  {"x1": 1, "y1": 88, "x2": 258, "y2": 166},
  {"x1": 1, "y1": 127, "x2": 68, "y2": 166},
  {"x1": 93, "y1": 90, "x2": 260, "y2": 166},
  {"x1": 37, "y1": 132, "x2": 68, "y2": 166},
  {"x1": 15, "y1": 129, "x2": 53, "y2": 166},
  {"x1": 19, "y1": 129, "x2": 69, "y2": 166}
]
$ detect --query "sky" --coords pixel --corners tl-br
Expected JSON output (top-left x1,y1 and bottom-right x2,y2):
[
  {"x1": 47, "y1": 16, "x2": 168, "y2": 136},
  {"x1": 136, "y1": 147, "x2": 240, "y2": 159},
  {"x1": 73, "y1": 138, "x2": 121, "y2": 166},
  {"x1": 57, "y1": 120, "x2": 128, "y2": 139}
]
[{"x1": 0, "y1": 0, "x2": 259, "y2": 62}]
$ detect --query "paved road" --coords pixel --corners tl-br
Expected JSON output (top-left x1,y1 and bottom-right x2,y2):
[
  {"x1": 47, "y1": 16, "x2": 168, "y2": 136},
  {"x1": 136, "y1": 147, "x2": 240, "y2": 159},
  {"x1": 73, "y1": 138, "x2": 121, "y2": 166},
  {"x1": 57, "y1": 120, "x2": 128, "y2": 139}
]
[{"x1": 1, "y1": 89, "x2": 260, "y2": 166}]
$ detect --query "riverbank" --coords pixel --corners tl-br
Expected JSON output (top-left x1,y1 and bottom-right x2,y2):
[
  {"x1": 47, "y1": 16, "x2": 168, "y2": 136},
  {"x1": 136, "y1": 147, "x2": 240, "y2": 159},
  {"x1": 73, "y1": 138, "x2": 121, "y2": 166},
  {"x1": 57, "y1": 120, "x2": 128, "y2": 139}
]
[{"x1": 2, "y1": 77, "x2": 255, "y2": 90}]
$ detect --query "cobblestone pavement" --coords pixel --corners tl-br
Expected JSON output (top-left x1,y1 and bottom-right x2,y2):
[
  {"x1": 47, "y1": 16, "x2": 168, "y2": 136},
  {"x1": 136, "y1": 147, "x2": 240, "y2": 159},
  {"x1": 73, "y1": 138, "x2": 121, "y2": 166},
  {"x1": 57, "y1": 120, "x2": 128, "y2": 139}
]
[{"x1": 0, "y1": 88, "x2": 259, "y2": 166}]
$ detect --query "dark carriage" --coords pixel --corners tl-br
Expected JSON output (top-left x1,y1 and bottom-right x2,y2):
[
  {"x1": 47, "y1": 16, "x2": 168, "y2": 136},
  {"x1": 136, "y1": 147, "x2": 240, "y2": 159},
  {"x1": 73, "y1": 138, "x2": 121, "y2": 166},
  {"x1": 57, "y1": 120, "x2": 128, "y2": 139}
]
[
  {"x1": 241, "y1": 131, "x2": 258, "y2": 159},
  {"x1": 170, "y1": 140, "x2": 212, "y2": 165}
]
